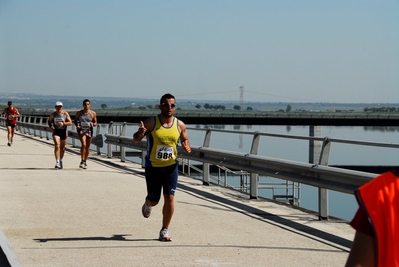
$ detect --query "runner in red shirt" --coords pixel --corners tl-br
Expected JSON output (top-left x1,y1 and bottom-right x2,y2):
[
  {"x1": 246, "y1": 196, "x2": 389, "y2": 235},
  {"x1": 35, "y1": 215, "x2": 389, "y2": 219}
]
[{"x1": 2, "y1": 101, "x2": 21, "y2": 146}]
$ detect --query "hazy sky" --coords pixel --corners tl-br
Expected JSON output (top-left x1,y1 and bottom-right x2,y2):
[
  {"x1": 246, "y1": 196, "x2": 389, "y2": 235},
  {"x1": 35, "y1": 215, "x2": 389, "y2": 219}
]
[{"x1": 1, "y1": 0, "x2": 398, "y2": 103}]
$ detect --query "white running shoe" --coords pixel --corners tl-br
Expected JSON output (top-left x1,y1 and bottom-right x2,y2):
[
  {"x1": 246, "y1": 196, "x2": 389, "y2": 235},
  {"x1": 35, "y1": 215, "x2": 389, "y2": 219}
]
[{"x1": 159, "y1": 228, "x2": 172, "y2": 242}]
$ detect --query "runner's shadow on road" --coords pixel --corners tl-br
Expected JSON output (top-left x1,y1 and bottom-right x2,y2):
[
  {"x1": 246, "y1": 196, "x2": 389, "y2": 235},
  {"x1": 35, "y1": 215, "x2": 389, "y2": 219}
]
[{"x1": 33, "y1": 234, "x2": 156, "y2": 243}]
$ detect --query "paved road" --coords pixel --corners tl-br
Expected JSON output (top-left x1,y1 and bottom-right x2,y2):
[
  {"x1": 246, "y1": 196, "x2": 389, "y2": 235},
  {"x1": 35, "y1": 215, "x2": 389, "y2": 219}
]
[{"x1": 0, "y1": 129, "x2": 355, "y2": 267}]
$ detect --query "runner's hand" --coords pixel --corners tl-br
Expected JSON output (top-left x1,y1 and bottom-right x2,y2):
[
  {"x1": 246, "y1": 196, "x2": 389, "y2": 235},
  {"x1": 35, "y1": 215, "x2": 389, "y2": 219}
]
[{"x1": 138, "y1": 121, "x2": 147, "y2": 136}]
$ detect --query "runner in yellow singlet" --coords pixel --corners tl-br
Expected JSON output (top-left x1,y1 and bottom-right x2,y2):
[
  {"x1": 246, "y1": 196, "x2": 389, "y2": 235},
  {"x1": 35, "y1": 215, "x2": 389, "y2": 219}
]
[{"x1": 133, "y1": 93, "x2": 191, "y2": 241}]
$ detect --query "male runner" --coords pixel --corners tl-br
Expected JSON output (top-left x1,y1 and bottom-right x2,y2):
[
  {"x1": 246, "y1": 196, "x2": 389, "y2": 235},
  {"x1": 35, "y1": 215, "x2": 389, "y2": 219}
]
[
  {"x1": 133, "y1": 93, "x2": 191, "y2": 241},
  {"x1": 74, "y1": 99, "x2": 97, "y2": 169},
  {"x1": 2, "y1": 101, "x2": 20, "y2": 146}
]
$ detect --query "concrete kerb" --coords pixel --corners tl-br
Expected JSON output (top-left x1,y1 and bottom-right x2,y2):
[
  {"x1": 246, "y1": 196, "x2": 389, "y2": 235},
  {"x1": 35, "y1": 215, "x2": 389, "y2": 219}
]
[{"x1": 0, "y1": 228, "x2": 22, "y2": 267}]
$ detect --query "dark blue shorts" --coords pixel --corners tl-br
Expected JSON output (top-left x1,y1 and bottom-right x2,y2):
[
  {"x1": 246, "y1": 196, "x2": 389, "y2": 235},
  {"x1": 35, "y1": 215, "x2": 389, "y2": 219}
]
[
  {"x1": 6, "y1": 123, "x2": 16, "y2": 128},
  {"x1": 145, "y1": 163, "x2": 178, "y2": 202}
]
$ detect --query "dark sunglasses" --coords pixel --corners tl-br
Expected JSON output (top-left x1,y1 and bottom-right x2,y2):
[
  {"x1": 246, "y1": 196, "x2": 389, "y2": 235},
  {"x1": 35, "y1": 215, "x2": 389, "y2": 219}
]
[{"x1": 160, "y1": 103, "x2": 176, "y2": 108}]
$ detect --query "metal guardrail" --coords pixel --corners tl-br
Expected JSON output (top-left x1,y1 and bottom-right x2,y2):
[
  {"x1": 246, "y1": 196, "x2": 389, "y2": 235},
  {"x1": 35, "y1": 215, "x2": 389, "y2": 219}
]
[
  {"x1": 16, "y1": 109, "x2": 399, "y2": 120},
  {"x1": 3, "y1": 115, "x2": 398, "y2": 220},
  {"x1": 104, "y1": 133, "x2": 376, "y2": 195},
  {"x1": 0, "y1": 116, "x2": 103, "y2": 153}
]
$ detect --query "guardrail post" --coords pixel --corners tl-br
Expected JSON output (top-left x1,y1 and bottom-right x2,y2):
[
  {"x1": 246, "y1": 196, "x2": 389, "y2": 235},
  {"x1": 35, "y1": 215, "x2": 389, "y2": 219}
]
[
  {"x1": 45, "y1": 116, "x2": 50, "y2": 140},
  {"x1": 20, "y1": 116, "x2": 25, "y2": 134},
  {"x1": 309, "y1": 126, "x2": 329, "y2": 220},
  {"x1": 319, "y1": 137, "x2": 331, "y2": 166},
  {"x1": 202, "y1": 130, "x2": 212, "y2": 185},
  {"x1": 249, "y1": 132, "x2": 261, "y2": 199},
  {"x1": 71, "y1": 124, "x2": 77, "y2": 147},
  {"x1": 18, "y1": 116, "x2": 22, "y2": 132},
  {"x1": 39, "y1": 117, "x2": 45, "y2": 138},
  {"x1": 309, "y1": 126, "x2": 322, "y2": 164},
  {"x1": 24, "y1": 116, "x2": 31, "y2": 134},
  {"x1": 318, "y1": 137, "x2": 332, "y2": 220},
  {"x1": 120, "y1": 122, "x2": 128, "y2": 162},
  {"x1": 95, "y1": 126, "x2": 101, "y2": 155},
  {"x1": 33, "y1": 117, "x2": 37, "y2": 136},
  {"x1": 107, "y1": 122, "x2": 114, "y2": 158}
]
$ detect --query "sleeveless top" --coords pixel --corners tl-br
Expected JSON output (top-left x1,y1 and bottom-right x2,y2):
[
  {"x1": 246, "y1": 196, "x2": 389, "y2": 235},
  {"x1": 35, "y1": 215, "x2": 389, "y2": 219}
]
[
  {"x1": 52, "y1": 112, "x2": 67, "y2": 130},
  {"x1": 354, "y1": 171, "x2": 399, "y2": 267},
  {"x1": 78, "y1": 110, "x2": 94, "y2": 132},
  {"x1": 145, "y1": 115, "x2": 181, "y2": 167},
  {"x1": 5, "y1": 108, "x2": 17, "y2": 124}
]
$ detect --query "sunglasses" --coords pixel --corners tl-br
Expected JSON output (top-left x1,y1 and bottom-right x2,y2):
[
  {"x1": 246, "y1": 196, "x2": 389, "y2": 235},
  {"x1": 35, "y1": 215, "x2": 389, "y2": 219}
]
[{"x1": 160, "y1": 103, "x2": 176, "y2": 108}]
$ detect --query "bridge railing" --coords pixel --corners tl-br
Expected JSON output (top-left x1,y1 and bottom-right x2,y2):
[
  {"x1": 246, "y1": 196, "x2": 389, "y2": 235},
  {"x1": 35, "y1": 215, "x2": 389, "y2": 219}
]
[
  {"x1": 3, "y1": 115, "x2": 398, "y2": 220},
  {"x1": 15, "y1": 109, "x2": 399, "y2": 120},
  {"x1": 0, "y1": 116, "x2": 103, "y2": 154},
  {"x1": 101, "y1": 122, "x2": 398, "y2": 220}
]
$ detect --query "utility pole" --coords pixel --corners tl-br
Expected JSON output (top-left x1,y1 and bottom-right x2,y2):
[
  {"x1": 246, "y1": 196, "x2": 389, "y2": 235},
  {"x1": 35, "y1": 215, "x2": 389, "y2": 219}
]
[{"x1": 239, "y1": 85, "x2": 244, "y2": 110}]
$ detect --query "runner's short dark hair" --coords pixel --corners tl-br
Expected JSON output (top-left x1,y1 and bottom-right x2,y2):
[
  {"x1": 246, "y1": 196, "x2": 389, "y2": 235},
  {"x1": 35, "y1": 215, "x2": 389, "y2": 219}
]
[{"x1": 160, "y1": 93, "x2": 175, "y2": 104}]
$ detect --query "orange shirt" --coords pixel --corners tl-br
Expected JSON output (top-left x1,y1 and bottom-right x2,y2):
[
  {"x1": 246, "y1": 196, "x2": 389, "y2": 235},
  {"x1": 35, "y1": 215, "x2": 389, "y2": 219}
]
[{"x1": 351, "y1": 171, "x2": 399, "y2": 267}]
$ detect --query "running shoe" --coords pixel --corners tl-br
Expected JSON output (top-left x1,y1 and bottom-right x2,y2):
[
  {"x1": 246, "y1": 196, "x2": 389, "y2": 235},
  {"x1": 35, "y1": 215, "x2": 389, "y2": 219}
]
[
  {"x1": 79, "y1": 161, "x2": 85, "y2": 168},
  {"x1": 141, "y1": 202, "x2": 152, "y2": 218},
  {"x1": 7, "y1": 142, "x2": 11, "y2": 146},
  {"x1": 59, "y1": 161, "x2": 63, "y2": 169},
  {"x1": 55, "y1": 162, "x2": 61, "y2": 169},
  {"x1": 159, "y1": 228, "x2": 172, "y2": 242},
  {"x1": 83, "y1": 162, "x2": 87, "y2": 169}
]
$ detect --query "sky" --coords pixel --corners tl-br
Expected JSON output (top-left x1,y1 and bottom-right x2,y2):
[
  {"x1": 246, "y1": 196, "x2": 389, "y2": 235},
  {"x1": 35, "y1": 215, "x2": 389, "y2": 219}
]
[{"x1": 1, "y1": 0, "x2": 398, "y2": 103}]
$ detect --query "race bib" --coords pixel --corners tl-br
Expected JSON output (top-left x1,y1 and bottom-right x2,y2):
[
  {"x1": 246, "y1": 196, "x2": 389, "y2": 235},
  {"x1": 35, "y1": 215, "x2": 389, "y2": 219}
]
[
  {"x1": 7, "y1": 115, "x2": 13, "y2": 120},
  {"x1": 53, "y1": 117, "x2": 65, "y2": 129},
  {"x1": 81, "y1": 121, "x2": 90, "y2": 130},
  {"x1": 156, "y1": 146, "x2": 174, "y2": 160}
]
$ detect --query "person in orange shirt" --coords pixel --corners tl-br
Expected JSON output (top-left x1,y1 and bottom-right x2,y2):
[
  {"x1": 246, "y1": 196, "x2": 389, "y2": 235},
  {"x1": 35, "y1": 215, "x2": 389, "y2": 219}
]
[
  {"x1": 345, "y1": 170, "x2": 399, "y2": 267},
  {"x1": 2, "y1": 101, "x2": 21, "y2": 146}
]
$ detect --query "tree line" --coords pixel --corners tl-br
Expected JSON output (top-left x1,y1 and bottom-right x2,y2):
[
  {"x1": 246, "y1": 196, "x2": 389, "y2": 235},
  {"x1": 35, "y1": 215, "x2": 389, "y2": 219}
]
[{"x1": 364, "y1": 107, "x2": 399, "y2": 113}]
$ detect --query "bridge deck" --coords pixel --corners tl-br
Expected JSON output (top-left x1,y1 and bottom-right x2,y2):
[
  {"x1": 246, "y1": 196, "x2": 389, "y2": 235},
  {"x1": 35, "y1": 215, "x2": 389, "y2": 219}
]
[{"x1": 0, "y1": 129, "x2": 355, "y2": 267}]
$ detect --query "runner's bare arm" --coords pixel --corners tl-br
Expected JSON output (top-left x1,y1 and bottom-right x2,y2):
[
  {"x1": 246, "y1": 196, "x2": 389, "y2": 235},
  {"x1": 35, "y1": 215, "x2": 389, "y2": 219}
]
[
  {"x1": 91, "y1": 111, "x2": 98, "y2": 127},
  {"x1": 48, "y1": 114, "x2": 55, "y2": 129},
  {"x1": 15, "y1": 109, "x2": 21, "y2": 118},
  {"x1": 74, "y1": 111, "x2": 81, "y2": 127},
  {"x1": 64, "y1": 112, "x2": 73, "y2": 126},
  {"x1": 179, "y1": 121, "x2": 191, "y2": 154}
]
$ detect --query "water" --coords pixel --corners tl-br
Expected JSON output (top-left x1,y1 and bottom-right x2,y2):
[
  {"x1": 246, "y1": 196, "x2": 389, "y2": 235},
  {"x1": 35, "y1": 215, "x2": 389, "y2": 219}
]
[{"x1": 95, "y1": 124, "x2": 399, "y2": 221}]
